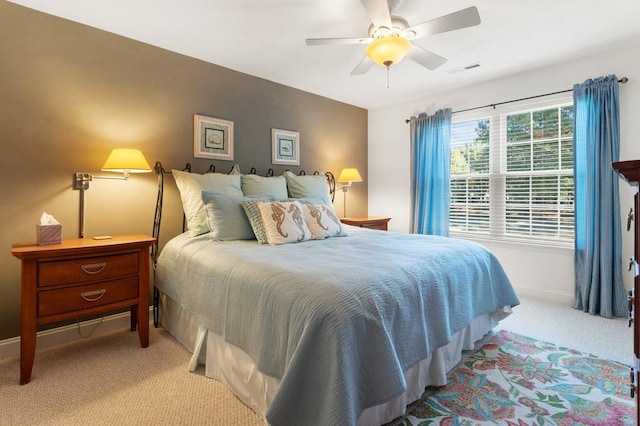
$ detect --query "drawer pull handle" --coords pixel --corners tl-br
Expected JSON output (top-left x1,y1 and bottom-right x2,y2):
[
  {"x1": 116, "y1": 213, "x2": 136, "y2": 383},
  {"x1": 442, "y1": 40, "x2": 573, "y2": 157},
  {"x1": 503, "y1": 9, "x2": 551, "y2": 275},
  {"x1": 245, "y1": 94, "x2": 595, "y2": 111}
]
[
  {"x1": 80, "y1": 262, "x2": 106, "y2": 275},
  {"x1": 81, "y1": 289, "x2": 106, "y2": 302},
  {"x1": 629, "y1": 290, "x2": 635, "y2": 327}
]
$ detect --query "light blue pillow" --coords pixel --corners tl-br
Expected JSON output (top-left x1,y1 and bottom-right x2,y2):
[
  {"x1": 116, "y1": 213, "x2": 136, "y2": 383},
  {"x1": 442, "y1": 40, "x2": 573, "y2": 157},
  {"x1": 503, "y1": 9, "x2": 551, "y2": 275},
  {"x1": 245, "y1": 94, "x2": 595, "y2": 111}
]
[
  {"x1": 172, "y1": 169, "x2": 242, "y2": 237},
  {"x1": 202, "y1": 192, "x2": 272, "y2": 241},
  {"x1": 283, "y1": 171, "x2": 332, "y2": 205},
  {"x1": 241, "y1": 174, "x2": 288, "y2": 200},
  {"x1": 284, "y1": 197, "x2": 325, "y2": 205}
]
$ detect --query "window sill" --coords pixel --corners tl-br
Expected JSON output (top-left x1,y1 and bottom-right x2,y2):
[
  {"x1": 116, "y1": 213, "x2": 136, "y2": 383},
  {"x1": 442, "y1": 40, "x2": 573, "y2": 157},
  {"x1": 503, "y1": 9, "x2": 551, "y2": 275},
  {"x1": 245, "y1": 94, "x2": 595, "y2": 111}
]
[{"x1": 450, "y1": 232, "x2": 574, "y2": 254}]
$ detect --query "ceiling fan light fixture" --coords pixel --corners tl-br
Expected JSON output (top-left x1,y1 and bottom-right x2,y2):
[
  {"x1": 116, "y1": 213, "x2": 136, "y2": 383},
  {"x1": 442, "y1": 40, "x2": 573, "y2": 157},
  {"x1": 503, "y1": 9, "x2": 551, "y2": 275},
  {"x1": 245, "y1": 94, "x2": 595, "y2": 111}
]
[{"x1": 365, "y1": 35, "x2": 411, "y2": 67}]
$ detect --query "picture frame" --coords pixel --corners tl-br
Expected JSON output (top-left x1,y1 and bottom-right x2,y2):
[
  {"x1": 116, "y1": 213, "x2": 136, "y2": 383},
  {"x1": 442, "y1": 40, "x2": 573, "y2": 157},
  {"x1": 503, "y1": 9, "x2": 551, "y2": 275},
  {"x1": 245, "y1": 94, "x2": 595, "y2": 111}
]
[
  {"x1": 271, "y1": 128, "x2": 300, "y2": 165},
  {"x1": 194, "y1": 114, "x2": 234, "y2": 160}
]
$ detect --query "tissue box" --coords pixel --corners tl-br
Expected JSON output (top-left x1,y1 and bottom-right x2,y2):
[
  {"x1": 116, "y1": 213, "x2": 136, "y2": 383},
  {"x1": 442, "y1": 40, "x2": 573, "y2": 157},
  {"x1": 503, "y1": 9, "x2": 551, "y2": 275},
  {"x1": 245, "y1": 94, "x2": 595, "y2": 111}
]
[{"x1": 36, "y1": 224, "x2": 62, "y2": 245}]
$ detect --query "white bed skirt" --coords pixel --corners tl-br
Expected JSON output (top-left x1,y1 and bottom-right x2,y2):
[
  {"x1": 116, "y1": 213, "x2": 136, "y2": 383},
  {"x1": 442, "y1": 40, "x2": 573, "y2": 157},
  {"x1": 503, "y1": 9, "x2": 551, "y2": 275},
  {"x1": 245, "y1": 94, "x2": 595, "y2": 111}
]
[{"x1": 160, "y1": 293, "x2": 511, "y2": 425}]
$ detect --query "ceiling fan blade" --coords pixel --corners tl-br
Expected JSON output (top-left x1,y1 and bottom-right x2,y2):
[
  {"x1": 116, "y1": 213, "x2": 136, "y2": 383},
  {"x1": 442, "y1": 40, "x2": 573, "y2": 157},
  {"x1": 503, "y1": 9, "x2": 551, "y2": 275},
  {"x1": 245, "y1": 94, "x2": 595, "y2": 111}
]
[
  {"x1": 406, "y1": 6, "x2": 481, "y2": 39},
  {"x1": 306, "y1": 37, "x2": 371, "y2": 46},
  {"x1": 407, "y1": 45, "x2": 447, "y2": 70},
  {"x1": 360, "y1": 0, "x2": 392, "y2": 28},
  {"x1": 350, "y1": 57, "x2": 375, "y2": 75}
]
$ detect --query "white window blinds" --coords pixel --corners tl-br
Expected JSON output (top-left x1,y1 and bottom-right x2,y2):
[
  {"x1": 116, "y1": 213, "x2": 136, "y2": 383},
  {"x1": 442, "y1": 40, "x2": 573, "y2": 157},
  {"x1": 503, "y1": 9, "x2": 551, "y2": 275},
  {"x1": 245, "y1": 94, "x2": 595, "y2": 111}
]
[{"x1": 450, "y1": 99, "x2": 574, "y2": 245}]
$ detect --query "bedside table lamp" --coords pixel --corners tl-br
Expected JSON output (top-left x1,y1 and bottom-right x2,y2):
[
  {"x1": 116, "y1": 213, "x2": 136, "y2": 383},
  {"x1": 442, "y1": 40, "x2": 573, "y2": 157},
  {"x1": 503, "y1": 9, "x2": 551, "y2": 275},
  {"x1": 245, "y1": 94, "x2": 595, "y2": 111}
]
[
  {"x1": 75, "y1": 148, "x2": 152, "y2": 238},
  {"x1": 337, "y1": 168, "x2": 363, "y2": 218}
]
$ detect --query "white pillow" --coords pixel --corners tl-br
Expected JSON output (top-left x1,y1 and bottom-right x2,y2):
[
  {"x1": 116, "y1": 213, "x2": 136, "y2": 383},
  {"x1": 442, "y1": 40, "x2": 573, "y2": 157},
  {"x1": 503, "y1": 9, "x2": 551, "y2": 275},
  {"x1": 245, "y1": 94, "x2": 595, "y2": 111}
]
[
  {"x1": 257, "y1": 201, "x2": 312, "y2": 245},
  {"x1": 283, "y1": 171, "x2": 332, "y2": 205},
  {"x1": 172, "y1": 169, "x2": 243, "y2": 237},
  {"x1": 303, "y1": 204, "x2": 348, "y2": 239}
]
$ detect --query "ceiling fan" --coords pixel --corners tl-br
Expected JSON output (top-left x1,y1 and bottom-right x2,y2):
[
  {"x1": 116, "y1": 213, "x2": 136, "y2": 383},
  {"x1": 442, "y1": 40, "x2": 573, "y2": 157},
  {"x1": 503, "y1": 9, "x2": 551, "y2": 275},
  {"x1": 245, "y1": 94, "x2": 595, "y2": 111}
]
[{"x1": 305, "y1": 0, "x2": 481, "y2": 75}]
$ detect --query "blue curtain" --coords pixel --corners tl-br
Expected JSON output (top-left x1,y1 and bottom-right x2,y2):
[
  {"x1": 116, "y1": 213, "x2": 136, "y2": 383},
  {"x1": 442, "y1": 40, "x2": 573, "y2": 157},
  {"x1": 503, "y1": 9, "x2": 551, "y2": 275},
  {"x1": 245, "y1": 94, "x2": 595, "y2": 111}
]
[
  {"x1": 573, "y1": 75, "x2": 626, "y2": 318},
  {"x1": 410, "y1": 109, "x2": 452, "y2": 236}
]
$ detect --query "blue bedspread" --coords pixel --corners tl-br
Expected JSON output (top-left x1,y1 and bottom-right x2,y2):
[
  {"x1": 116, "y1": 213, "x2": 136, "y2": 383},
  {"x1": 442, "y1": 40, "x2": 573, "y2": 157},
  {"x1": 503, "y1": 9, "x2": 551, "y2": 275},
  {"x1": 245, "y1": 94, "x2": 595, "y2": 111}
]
[{"x1": 155, "y1": 227, "x2": 519, "y2": 425}]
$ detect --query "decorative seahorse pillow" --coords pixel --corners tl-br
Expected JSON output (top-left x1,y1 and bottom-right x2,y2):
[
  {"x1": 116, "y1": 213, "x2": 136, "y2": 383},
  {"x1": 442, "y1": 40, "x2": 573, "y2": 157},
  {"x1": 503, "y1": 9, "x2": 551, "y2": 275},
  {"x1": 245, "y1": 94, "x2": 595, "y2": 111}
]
[
  {"x1": 257, "y1": 201, "x2": 312, "y2": 245},
  {"x1": 303, "y1": 204, "x2": 348, "y2": 239}
]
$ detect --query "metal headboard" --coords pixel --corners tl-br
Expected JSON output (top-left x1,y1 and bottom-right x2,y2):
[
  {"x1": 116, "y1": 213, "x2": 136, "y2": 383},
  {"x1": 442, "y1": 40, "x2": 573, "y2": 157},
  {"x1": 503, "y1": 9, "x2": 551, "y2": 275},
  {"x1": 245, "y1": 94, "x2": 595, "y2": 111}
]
[
  {"x1": 324, "y1": 171, "x2": 336, "y2": 202},
  {"x1": 150, "y1": 161, "x2": 166, "y2": 270},
  {"x1": 151, "y1": 163, "x2": 336, "y2": 327}
]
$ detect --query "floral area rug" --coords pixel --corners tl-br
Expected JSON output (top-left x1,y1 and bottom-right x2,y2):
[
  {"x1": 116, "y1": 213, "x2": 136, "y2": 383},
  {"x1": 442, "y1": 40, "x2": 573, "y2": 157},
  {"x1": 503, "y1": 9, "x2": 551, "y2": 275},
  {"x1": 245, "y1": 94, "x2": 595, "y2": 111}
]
[{"x1": 390, "y1": 330, "x2": 635, "y2": 425}]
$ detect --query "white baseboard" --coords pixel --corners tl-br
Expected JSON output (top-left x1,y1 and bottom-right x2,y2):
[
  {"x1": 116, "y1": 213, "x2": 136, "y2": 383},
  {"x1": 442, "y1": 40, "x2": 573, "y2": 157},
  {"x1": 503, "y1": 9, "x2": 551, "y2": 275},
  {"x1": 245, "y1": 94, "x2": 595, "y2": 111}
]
[
  {"x1": 0, "y1": 308, "x2": 154, "y2": 360},
  {"x1": 513, "y1": 284, "x2": 574, "y2": 306}
]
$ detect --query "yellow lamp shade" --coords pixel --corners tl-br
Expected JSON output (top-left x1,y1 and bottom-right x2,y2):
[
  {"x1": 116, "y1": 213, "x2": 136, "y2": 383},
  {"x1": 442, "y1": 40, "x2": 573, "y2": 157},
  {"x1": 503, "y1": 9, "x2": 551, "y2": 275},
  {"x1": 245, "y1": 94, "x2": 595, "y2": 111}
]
[
  {"x1": 101, "y1": 148, "x2": 152, "y2": 174},
  {"x1": 365, "y1": 36, "x2": 411, "y2": 67},
  {"x1": 338, "y1": 168, "x2": 363, "y2": 183}
]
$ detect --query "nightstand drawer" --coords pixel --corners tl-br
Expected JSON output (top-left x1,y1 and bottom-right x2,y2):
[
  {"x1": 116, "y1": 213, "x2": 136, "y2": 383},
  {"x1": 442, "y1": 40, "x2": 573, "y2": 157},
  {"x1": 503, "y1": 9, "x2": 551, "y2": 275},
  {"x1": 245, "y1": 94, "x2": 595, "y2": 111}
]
[
  {"x1": 38, "y1": 277, "x2": 139, "y2": 317},
  {"x1": 359, "y1": 222, "x2": 387, "y2": 230},
  {"x1": 38, "y1": 253, "x2": 139, "y2": 287}
]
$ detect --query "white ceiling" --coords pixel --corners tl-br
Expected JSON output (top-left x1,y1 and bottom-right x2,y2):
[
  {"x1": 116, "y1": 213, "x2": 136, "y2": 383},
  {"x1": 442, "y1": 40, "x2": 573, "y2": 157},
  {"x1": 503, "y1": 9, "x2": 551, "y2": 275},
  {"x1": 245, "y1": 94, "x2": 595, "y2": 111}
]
[{"x1": 8, "y1": 0, "x2": 640, "y2": 109}]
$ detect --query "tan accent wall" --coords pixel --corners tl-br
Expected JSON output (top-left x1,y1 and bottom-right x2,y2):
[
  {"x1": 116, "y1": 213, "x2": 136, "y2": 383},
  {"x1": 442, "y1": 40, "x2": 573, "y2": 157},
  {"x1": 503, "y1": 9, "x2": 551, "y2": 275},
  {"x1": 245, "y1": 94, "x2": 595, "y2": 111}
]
[{"x1": 0, "y1": 2, "x2": 367, "y2": 340}]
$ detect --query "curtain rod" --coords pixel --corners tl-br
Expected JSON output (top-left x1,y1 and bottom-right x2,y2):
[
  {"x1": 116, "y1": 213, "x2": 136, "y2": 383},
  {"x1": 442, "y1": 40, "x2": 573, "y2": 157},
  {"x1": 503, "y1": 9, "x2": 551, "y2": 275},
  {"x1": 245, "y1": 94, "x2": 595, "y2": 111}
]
[{"x1": 405, "y1": 76, "x2": 629, "y2": 123}]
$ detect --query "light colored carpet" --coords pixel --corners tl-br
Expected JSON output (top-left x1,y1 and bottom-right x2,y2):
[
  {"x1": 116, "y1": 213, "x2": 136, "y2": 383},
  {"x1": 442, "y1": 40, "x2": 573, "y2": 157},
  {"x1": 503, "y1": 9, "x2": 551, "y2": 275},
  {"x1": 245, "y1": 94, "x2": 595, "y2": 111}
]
[
  {"x1": 0, "y1": 327, "x2": 264, "y2": 425},
  {"x1": 0, "y1": 295, "x2": 631, "y2": 425},
  {"x1": 500, "y1": 296, "x2": 632, "y2": 365}
]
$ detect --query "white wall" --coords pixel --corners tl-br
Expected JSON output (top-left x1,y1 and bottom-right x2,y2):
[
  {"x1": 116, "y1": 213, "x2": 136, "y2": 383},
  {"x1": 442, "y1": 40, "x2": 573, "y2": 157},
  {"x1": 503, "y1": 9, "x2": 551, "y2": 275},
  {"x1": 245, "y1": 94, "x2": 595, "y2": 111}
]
[{"x1": 368, "y1": 40, "x2": 640, "y2": 304}]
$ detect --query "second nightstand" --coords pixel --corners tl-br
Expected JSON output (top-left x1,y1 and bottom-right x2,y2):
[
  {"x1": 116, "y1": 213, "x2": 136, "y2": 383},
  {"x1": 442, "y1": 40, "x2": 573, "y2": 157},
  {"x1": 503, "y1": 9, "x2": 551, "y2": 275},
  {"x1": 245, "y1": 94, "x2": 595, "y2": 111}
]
[
  {"x1": 11, "y1": 234, "x2": 154, "y2": 384},
  {"x1": 340, "y1": 216, "x2": 391, "y2": 231}
]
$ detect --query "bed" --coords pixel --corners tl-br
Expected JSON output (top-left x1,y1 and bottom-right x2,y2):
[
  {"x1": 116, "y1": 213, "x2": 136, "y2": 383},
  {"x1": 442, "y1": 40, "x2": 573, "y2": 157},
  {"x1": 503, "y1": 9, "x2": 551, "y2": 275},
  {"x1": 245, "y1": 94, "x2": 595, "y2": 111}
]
[{"x1": 152, "y1": 164, "x2": 520, "y2": 426}]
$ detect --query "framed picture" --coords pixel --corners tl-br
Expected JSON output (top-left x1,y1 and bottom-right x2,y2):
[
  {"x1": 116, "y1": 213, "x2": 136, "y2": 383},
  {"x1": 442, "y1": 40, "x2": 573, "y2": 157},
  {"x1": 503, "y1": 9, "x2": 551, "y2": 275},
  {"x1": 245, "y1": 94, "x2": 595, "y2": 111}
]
[
  {"x1": 194, "y1": 114, "x2": 234, "y2": 160},
  {"x1": 271, "y1": 128, "x2": 300, "y2": 165}
]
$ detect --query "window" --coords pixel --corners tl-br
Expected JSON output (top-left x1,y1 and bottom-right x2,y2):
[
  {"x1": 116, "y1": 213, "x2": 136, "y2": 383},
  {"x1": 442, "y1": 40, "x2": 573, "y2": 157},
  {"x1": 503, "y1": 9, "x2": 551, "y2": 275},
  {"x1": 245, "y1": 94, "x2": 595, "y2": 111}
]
[
  {"x1": 450, "y1": 102, "x2": 574, "y2": 244},
  {"x1": 450, "y1": 119, "x2": 490, "y2": 233}
]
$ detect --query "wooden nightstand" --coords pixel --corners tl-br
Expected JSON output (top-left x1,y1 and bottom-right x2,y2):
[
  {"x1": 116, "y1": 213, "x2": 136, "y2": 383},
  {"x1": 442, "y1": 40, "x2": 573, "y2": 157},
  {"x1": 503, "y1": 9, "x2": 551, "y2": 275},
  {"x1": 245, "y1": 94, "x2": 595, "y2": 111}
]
[
  {"x1": 340, "y1": 216, "x2": 391, "y2": 231},
  {"x1": 11, "y1": 234, "x2": 154, "y2": 384}
]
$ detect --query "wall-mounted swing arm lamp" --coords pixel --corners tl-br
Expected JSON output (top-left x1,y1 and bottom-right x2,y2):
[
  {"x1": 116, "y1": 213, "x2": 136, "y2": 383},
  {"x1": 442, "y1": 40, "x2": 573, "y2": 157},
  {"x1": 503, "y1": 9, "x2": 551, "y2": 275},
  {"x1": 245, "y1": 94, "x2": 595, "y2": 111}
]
[
  {"x1": 337, "y1": 168, "x2": 363, "y2": 218},
  {"x1": 74, "y1": 148, "x2": 152, "y2": 238}
]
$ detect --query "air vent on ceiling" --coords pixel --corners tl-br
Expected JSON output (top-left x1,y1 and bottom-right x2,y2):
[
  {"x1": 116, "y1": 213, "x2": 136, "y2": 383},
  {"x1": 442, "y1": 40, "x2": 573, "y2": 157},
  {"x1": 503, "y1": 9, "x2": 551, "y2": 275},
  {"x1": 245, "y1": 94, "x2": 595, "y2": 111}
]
[{"x1": 446, "y1": 63, "x2": 481, "y2": 74}]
